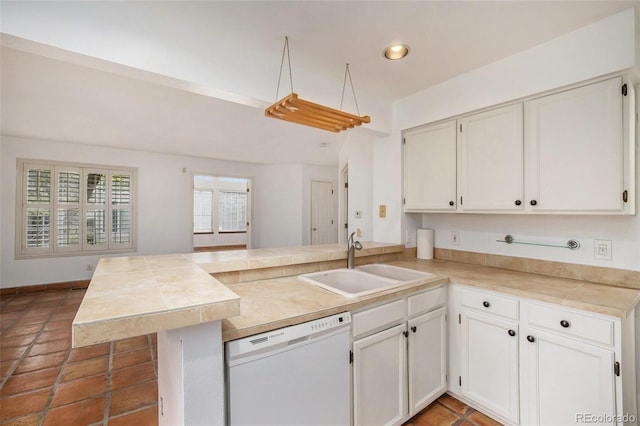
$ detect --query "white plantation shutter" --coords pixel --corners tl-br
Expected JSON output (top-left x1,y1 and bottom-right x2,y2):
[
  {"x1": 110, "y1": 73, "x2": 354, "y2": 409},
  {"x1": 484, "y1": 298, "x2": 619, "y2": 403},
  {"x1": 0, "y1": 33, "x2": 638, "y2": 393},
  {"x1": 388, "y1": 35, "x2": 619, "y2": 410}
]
[
  {"x1": 17, "y1": 160, "x2": 136, "y2": 258},
  {"x1": 110, "y1": 171, "x2": 132, "y2": 248},
  {"x1": 23, "y1": 164, "x2": 53, "y2": 254},
  {"x1": 56, "y1": 166, "x2": 81, "y2": 253}
]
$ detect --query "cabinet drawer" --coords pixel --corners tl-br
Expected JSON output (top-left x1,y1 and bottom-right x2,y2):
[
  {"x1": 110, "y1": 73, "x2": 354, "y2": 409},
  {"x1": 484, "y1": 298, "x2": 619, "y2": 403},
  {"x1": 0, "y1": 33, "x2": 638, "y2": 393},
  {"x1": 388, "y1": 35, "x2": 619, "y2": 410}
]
[
  {"x1": 407, "y1": 286, "x2": 446, "y2": 317},
  {"x1": 460, "y1": 287, "x2": 519, "y2": 320},
  {"x1": 527, "y1": 303, "x2": 614, "y2": 346},
  {"x1": 352, "y1": 299, "x2": 405, "y2": 339}
]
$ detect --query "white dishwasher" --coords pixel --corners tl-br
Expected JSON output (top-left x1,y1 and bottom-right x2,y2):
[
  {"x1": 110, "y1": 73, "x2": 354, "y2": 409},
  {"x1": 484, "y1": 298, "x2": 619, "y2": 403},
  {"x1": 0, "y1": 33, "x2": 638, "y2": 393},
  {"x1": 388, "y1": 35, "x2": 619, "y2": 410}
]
[{"x1": 226, "y1": 312, "x2": 352, "y2": 425}]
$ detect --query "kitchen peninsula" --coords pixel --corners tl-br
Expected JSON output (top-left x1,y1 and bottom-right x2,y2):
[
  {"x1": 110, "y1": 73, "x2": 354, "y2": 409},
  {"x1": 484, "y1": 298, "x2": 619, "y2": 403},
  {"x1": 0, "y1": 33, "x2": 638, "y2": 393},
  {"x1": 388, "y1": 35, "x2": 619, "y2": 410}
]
[
  {"x1": 72, "y1": 243, "x2": 640, "y2": 425},
  {"x1": 72, "y1": 242, "x2": 412, "y2": 425}
]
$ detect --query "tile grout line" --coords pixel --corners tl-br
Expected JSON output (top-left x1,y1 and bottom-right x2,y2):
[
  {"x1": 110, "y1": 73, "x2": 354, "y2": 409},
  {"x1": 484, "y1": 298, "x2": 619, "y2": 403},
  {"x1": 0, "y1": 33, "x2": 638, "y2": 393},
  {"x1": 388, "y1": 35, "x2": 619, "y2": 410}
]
[
  {"x1": 436, "y1": 398, "x2": 480, "y2": 426},
  {"x1": 38, "y1": 290, "x2": 77, "y2": 426},
  {"x1": 102, "y1": 341, "x2": 115, "y2": 425},
  {"x1": 0, "y1": 294, "x2": 41, "y2": 390}
]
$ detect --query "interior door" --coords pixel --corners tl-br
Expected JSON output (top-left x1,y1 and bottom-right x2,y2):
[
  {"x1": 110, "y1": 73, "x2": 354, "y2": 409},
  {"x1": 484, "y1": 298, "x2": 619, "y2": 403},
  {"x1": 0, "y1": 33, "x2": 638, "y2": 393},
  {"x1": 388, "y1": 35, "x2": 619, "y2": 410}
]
[{"x1": 311, "y1": 180, "x2": 337, "y2": 245}]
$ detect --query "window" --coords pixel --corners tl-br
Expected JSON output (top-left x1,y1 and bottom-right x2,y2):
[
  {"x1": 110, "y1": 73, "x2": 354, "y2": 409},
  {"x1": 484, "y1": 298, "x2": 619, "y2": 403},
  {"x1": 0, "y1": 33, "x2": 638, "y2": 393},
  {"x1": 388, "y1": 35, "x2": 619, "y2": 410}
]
[
  {"x1": 193, "y1": 189, "x2": 213, "y2": 233},
  {"x1": 218, "y1": 191, "x2": 247, "y2": 232},
  {"x1": 193, "y1": 176, "x2": 249, "y2": 234},
  {"x1": 17, "y1": 160, "x2": 136, "y2": 258}
]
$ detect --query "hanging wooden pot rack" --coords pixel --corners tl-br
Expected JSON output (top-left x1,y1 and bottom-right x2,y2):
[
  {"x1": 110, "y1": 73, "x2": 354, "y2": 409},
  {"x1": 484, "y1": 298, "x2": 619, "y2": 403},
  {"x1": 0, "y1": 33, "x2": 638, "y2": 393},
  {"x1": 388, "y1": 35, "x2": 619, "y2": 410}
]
[
  {"x1": 265, "y1": 36, "x2": 370, "y2": 133},
  {"x1": 265, "y1": 93, "x2": 370, "y2": 132}
]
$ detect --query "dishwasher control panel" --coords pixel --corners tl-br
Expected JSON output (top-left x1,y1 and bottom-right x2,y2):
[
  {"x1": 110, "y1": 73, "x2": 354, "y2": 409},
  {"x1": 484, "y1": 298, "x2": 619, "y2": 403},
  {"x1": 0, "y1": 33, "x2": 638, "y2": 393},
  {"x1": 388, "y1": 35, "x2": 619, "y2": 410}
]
[
  {"x1": 311, "y1": 314, "x2": 350, "y2": 331},
  {"x1": 227, "y1": 312, "x2": 351, "y2": 361}
]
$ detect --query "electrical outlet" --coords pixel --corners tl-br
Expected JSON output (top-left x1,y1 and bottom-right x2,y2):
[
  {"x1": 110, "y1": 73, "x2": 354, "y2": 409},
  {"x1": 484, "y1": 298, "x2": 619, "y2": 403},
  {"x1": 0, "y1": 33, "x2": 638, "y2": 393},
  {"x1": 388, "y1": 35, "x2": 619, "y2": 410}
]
[
  {"x1": 594, "y1": 240, "x2": 612, "y2": 260},
  {"x1": 379, "y1": 205, "x2": 386, "y2": 218},
  {"x1": 450, "y1": 231, "x2": 460, "y2": 246},
  {"x1": 356, "y1": 228, "x2": 362, "y2": 238}
]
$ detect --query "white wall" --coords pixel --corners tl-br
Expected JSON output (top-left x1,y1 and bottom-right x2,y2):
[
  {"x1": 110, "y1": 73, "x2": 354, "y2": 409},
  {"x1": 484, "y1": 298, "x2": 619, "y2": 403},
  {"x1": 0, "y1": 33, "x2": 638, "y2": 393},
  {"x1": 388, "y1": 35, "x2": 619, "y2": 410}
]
[
  {"x1": 253, "y1": 163, "x2": 339, "y2": 248},
  {"x1": 339, "y1": 130, "x2": 374, "y2": 242},
  {"x1": 390, "y1": 8, "x2": 640, "y2": 271},
  {"x1": 371, "y1": 133, "x2": 402, "y2": 244},
  {"x1": 1, "y1": 136, "x2": 334, "y2": 288}
]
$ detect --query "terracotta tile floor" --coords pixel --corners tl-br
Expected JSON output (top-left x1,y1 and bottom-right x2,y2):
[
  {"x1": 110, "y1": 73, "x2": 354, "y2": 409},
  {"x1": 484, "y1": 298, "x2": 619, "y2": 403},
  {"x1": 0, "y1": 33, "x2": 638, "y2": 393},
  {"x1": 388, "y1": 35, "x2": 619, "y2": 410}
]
[
  {"x1": 0, "y1": 289, "x2": 158, "y2": 425},
  {"x1": 404, "y1": 393, "x2": 503, "y2": 426},
  {"x1": 1, "y1": 288, "x2": 502, "y2": 426}
]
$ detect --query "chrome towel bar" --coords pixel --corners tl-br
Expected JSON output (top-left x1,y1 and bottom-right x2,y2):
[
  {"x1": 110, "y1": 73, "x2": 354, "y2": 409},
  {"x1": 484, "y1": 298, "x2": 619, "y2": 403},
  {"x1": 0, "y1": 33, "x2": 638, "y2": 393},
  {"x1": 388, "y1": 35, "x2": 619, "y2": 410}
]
[{"x1": 497, "y1": 234, "x2": 580, "y2": 250}]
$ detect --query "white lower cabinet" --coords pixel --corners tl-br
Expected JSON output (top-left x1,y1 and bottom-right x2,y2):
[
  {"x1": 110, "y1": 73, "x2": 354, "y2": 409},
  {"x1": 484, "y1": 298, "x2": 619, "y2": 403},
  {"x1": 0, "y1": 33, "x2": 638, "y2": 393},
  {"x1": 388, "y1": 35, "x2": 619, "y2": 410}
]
[
  {"x1": 522, "y1": 328, "x2": 616, "y2": 426},
  {"x1": 460, "y1": 310, "x2": 520, "y2": 424},
  {"x1": 352, "y1": 286, "x2": 447, "y2": 426},
  {"x1": 449, "y1": 284, "x2": 637, "y2": 426},
  {"x1": 408, "y1": 307, "x2": 447, "y2": 414},
  {"x1": 353, "y1": 323, "x2": 407, "y2": 426}
]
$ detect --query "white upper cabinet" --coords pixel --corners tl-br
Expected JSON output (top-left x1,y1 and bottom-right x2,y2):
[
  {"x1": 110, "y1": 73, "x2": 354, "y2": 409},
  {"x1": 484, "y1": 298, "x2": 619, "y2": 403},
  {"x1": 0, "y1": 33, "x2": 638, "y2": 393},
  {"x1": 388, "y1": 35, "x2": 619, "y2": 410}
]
[
  {"x1": 403, "y1": 120, "x2": 457, "y2": 211},
  {"x1": 525, "y1": 76, "x2": 628, "y2": 213},
  {"x1": 458, "y1": 104, "x2": 524, "y2": 211}
]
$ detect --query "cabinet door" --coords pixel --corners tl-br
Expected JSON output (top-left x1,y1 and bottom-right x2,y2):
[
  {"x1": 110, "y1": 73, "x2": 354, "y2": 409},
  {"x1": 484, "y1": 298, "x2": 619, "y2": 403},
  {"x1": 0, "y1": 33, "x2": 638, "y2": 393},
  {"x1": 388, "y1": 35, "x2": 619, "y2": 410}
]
[
  {"x1": 460, "y1": 310, "x2": 520, "y2": 424},
  {"x1": 525, "y1": 77, "x2": 624, "y2": 212},
  {"x1": 353, "y1": 323, "x2": 408, "y2": 426},
  {"x1": 523, "y1": 328, "x2": 616, "y2": 426},
  {"x1": 404, "y1": 120, "x2": 457, "y2": 211},
  {"x1": 408, "y1": 307, "x2": 447, "y2": 416},
  {"x1": 458, "y1": 104, "x2": 524, "y2": 211}
]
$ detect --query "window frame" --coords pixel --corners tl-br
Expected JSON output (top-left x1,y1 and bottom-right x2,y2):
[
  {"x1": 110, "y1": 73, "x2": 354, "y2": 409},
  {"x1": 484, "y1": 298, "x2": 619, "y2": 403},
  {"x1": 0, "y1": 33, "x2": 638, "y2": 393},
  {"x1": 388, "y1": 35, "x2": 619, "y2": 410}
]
[{"x1": 15, "y1": 159, "x2": 137, "y2": 259}]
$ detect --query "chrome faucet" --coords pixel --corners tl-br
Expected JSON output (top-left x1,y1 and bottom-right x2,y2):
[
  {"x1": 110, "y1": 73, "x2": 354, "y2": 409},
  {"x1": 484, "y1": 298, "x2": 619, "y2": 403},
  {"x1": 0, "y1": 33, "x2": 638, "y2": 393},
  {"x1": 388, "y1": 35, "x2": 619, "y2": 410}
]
[{"x1": 347, "y1": 232, "x2": 363, "y2": 269}]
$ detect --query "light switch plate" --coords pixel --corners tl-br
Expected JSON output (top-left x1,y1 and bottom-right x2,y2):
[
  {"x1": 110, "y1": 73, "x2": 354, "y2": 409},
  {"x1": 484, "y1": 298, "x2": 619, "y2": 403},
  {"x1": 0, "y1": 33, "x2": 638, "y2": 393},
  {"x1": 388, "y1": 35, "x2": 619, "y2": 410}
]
[{"x1": 594, "y1": 239, "x2": 612, "y2": 260}]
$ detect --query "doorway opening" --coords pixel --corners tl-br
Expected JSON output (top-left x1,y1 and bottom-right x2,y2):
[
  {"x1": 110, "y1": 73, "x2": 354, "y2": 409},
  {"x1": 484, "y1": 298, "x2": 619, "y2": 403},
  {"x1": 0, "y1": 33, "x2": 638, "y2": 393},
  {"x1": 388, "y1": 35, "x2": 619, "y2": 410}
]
[{"x1": 192, "y1": 175, "x2": 252, "y2": 252}]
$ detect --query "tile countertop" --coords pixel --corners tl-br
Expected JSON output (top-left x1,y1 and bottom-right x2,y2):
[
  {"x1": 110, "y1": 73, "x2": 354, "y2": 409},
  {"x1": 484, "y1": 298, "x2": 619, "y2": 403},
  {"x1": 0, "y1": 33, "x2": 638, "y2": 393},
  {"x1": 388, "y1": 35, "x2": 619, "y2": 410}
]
[
  {"x1": 72, "y1": 254, "x2": 241, "y2": 347},
  {"x1": 222, "y1": 258, "x2": 640, "y2": 342},
  {"x1": 186, "y1": 241, "x2": 404, "y2": 274},
  {"x1": 73, "y1": 241, "x2": 640, "y2": 347},
  {"x1": 72, "y1": 242, "x2": 403, "y2": 347}
]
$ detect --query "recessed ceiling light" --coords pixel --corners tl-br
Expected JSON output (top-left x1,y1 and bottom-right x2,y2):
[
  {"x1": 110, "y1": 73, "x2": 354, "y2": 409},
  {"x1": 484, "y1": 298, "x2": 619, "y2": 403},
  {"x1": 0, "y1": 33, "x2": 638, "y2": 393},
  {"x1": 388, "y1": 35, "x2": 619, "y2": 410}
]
[{"x1": 383, "y1": 44, "x2": 410, "y2": 60}]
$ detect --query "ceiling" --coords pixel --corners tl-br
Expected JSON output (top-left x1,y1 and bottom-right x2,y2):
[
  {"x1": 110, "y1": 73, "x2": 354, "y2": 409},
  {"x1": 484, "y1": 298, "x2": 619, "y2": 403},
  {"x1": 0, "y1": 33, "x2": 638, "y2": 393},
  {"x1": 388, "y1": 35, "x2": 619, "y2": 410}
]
[{"x1": 1, "y1": 1, "x2": 637, "y2": 165}]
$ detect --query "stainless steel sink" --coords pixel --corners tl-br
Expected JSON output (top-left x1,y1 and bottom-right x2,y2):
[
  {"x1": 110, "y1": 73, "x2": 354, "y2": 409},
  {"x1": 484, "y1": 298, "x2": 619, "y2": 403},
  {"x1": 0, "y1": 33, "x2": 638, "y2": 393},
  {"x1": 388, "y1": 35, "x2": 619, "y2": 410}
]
[
  {"x1": 299, "y1": 265, "x2": 435, "y2": 298},
  {"x1": 356, "y1": 264, "x2": 435, "y2": 282}
]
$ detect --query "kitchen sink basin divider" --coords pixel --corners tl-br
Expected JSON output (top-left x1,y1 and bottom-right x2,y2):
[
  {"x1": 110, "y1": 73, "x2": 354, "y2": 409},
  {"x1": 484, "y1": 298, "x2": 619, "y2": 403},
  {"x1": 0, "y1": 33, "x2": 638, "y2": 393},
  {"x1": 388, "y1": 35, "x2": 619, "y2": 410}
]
[{"x1": 265, "y1": 36, "x2": 370, "y2": 132}]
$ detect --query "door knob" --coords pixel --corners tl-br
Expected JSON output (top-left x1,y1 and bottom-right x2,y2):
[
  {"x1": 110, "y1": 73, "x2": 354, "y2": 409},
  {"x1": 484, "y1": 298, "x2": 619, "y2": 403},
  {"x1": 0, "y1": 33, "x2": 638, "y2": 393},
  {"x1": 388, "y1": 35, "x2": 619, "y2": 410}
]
[
  {"x1": 508, "y1": 329, "x2": 516, "y2": 337},
  {"x1": 527, "y1": 335, "x2": 535, "y2": 343}
]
